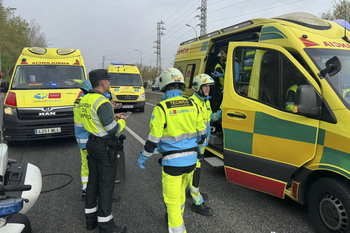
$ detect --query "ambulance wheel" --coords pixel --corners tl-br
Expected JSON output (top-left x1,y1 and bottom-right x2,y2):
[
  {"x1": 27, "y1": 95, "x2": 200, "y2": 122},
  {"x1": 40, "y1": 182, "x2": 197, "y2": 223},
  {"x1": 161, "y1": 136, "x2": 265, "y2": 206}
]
[{"x1": 308, "y1": 177, "x2": 350, "y2": 233}]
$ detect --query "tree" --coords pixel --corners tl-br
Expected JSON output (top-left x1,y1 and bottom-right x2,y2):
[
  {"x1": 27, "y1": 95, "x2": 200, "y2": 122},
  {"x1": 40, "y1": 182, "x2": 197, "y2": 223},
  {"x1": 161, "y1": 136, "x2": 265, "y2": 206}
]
[
  {"x1": 321, "y1": 0, "x2": 350, "y2": 22},
  {"x1": 0, "y1": 0, "x2": 47, "y2": 80},
  {"x1": 28, "y1": 19, "x2": 47, "y2": 47}
]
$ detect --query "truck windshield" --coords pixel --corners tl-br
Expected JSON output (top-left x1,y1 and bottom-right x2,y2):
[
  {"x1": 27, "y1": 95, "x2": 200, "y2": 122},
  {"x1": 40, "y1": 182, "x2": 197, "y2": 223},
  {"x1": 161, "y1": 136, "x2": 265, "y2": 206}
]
[
  {"x1": 109, "y1": 73, "x2": 142, "y2": 86},
  {"x1": 305, "y1": 48, "x2": 350, "y2": 109},
  {"x1": 11, "y1": 65, "x2": 85, "y2": 90}
]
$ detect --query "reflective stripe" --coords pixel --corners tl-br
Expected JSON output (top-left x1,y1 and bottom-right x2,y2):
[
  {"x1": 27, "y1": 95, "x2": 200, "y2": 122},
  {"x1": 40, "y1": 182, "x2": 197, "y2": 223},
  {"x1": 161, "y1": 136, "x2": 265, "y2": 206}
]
[
  {"x1": 148, "y1": 134, "x2": 161, "y2": 143},
  {"x1": 169, "y1": 222, "x2": 186, "y2": 233},
  {"x1": 81, "y1": 176, "x2": 88, "y2": 182},
  {"x1": 85, "y1": 206, "x2": 97, "y2": 214},
  {"x1": 83, "y1": 183, "x2": 87, "y2": 189},
  {"x1": 92, "y1": 131, "x2": 108, "y2": 137},
  {"x1": 163, "y1": 151, "x2": 197, "y2": 161},
  {"x1": 204, "y1": 121, "x2": 210, "y2": 126},
  {"x1": 162, "y1": 132, "x2": 198, "y2": 142},
  {"x1": 143, "y1": 150, "x2": 153, "y2": 157},
  {"x1": 198, "y1": 128, "x2": 206, "y2": 135},
  {"x1": 98, "y1": 214, "x2": 113, "y2": 223},
  {"x1": 77, "y1": 138, "x2": 88, "y2": 144},
  {"x1": 75, "y1": 122, "x2": 84, "y2": 127},
  {"x1": 105, "y1": 120, "x2": 117, "y2": 131}
]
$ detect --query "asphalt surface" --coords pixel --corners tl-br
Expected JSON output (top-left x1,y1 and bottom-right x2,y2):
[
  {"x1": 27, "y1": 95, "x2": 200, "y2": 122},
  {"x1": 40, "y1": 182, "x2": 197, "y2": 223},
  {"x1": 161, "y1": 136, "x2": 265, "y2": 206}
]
[{"x1": 3, "y1": 100, "x2": 316, "y2": 233}]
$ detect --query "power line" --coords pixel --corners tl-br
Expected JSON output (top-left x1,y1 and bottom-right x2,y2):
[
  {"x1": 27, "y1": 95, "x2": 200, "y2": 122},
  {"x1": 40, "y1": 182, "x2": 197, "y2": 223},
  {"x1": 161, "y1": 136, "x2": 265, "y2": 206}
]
[
  {"x1": 208, "y1": 0, "x2": 252, "y2": 14},
  {"x1": 208, "y1": 0, "x2": 303, "y2": 24}
]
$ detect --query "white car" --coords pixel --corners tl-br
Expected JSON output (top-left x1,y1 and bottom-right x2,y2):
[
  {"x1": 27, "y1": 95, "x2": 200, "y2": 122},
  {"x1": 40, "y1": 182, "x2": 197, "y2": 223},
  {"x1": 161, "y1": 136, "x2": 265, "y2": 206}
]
[{"x1": 152, "y1": 77, "x2": 160, "y2": 91}]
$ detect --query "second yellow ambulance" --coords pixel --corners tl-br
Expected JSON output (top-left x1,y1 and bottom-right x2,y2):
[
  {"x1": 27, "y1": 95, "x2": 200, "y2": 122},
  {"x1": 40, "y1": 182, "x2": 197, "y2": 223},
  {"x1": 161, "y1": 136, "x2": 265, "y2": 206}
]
[{"x1": 174, "y1": 12, "x2": 350, "y2": 233}]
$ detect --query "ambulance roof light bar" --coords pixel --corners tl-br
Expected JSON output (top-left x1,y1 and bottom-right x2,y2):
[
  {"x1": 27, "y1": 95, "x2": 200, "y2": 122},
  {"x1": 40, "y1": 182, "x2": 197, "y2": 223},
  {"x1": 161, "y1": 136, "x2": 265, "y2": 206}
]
[{"x1": 274, "y1": 12, "x2": 331, "y2": 30}]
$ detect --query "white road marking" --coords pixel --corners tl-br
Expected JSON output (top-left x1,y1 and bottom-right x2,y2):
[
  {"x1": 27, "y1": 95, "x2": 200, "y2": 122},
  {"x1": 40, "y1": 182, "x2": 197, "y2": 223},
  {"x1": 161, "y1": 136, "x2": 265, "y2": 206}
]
[
  {"x1": 146, "y1": 102, "x2": 156, "y2": 107},
  {"x1": 124, "y1": 125, "x2": 145, "y2": 145}
]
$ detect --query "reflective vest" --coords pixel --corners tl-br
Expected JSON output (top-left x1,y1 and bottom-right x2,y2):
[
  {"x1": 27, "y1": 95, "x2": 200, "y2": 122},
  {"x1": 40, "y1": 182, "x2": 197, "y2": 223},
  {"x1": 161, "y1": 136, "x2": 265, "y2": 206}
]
[
  {"x1": 189, "y1": 93, "x2": 212, "y2": 147},
  {"x1": 79, "y1": 93, "x2": 120, "y2": 137},
  {"x1": 343, "y1": 88, "x2": 350, "y2": 98},
  {"x1": 214, "y1": 63, "x2": 225, "y2": 87},
  {"x1": 146, "y1": 95, "x2": 206, "y2": 167},
  {"x1": 74, "y1": 95, "x2": 89, "y2": 149},
  {"x1": 285, "y1": 84, "x2": 298, "y2": 111}
]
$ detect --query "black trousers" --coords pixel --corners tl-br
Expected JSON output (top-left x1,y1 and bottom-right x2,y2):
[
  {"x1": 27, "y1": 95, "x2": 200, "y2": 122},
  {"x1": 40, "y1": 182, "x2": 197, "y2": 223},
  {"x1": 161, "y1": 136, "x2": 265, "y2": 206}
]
[{"x1": 85, "y1": 136, "x2": 118, "y2": 232}]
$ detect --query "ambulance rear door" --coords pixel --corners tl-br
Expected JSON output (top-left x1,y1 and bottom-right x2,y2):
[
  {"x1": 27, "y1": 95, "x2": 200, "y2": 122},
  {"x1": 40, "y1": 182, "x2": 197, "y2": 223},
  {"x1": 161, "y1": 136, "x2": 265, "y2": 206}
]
[{"x1": 223, "y1": 42, "x2": 321, "y2": 198}]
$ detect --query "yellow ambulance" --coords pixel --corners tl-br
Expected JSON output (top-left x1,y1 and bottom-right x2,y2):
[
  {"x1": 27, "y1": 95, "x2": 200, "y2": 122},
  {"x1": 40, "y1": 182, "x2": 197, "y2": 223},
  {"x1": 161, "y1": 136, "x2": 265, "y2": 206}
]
[
  {"x1": 1, "y1": 47, "x2": 87, "y2": 144},
  {"x1": 107, "y1": 63, "x2": 145, "y2": 112},
  {"x1": 174, "y1": 12, "x2": 350, "y2": 232}
]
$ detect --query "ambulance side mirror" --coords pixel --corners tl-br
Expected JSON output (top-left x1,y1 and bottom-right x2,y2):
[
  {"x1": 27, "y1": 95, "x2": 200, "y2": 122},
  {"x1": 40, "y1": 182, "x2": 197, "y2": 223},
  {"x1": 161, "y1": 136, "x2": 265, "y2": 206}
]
[
  {"x1": 0, "y1": 81, "x2": 9, "y2": 93},
  {"x1": 293, "y1": 85, "x2": 321, "y2": 117},
  {"x1": 319, "y1": 56, "x2": 341, "y2": 78}
]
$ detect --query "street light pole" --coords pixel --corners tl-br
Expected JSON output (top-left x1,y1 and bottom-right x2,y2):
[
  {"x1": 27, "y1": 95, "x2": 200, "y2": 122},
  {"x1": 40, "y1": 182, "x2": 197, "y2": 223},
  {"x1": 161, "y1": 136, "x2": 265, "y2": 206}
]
[
  {"x1": 135, "y1": 49, "x2": 142, "y2": 65},
  {"x1": 186, "y1": 24, "x2": 198, "y2": 38}
]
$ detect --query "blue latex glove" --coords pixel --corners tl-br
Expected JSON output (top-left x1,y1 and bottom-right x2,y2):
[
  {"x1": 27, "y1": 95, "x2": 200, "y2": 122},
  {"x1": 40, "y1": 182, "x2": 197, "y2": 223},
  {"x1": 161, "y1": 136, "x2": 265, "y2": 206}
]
[
  {"x1": 211, "y1": 71, "x2": 224, "y2": 78},
  {"x1": 138, "y1": 152, "x2": 148, "y2": 169}
]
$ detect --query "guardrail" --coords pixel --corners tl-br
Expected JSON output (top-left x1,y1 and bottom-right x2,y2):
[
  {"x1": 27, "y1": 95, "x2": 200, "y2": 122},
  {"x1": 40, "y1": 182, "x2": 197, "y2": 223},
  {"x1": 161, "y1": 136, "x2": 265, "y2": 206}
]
[{"x1": 145, "y1": 90, "x2": 162, "y2": 105}]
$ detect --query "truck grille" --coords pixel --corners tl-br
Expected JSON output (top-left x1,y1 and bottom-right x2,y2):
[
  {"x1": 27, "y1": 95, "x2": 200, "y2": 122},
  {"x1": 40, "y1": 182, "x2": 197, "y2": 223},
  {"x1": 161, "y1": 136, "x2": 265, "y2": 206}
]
[
  {"x1": 116, "y1": 95, "x2": 138, "y2": 101},
  {"x1": 18, "y1": 107, "x2": 74, "y2": 120}
]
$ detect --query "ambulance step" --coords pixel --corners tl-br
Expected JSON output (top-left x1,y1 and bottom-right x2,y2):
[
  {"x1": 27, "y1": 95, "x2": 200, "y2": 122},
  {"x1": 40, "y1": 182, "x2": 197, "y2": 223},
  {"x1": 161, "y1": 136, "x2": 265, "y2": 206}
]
[{"x1": 204, "y1": 157, "x2": 224, "y2": 168}]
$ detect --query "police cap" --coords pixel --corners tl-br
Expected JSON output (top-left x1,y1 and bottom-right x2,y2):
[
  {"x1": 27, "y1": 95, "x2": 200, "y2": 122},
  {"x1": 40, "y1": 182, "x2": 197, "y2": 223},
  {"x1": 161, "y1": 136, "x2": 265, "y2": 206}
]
[{"x1": 89, "y1": 69, "x2": 111, "y2": 82}]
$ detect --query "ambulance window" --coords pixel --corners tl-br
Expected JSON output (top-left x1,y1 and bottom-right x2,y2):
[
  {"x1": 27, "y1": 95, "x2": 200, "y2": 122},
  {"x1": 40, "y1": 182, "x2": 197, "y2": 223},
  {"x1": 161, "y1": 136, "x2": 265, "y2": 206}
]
[
  {"x1": 234, "y1": 47, "x2": 310, "y2": 111},
  {"x1": 185, "y1": 64, "x2": 196, "y2": 88}
]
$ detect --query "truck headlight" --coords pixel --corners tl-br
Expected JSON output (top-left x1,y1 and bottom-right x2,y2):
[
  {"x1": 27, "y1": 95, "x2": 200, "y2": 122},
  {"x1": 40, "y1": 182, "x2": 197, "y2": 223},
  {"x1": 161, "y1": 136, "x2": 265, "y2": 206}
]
[
  {"x1": 139, "y1": 93, "x2": 145, "y2": 100},
  {"x1": 4, "y1": 107, "x2": 17, "y2": 117}
]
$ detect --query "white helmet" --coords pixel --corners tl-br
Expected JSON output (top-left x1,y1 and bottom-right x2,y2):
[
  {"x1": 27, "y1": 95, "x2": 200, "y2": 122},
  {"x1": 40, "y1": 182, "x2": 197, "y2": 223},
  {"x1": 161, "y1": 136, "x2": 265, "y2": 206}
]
[
  {"x1": 159, "y1": 68, "x2": 185, "y2": 92},
  {"x1": 192, "y1": 74, "x2": 215, "y2": 92}
]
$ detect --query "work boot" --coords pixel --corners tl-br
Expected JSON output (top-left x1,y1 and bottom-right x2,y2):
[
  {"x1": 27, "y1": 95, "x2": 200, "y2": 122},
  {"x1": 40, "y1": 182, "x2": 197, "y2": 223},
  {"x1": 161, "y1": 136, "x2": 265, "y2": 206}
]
[
  {"x1": 100, "y1": 224, "x2": 126, "y2": 233},
  {"x1": 86, "y1": 222, "x2": 98, "y2": 231},
  {"x1": 81, "y1": 189, "x2": 86, "y2": 202},
  {"x1": 191, "y1": 203, "x2": 213, "y2": 216}
]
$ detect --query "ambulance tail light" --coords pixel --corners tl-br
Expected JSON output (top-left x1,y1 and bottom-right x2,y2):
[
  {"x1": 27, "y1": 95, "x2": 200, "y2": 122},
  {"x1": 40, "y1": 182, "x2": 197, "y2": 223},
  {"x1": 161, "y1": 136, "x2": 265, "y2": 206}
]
[
  {"x1": 5, "y1": 92, "x2": 17, "y2": 107},
  {"x1": 4, "y1": 92, "x2": 18, "y2": 117}
]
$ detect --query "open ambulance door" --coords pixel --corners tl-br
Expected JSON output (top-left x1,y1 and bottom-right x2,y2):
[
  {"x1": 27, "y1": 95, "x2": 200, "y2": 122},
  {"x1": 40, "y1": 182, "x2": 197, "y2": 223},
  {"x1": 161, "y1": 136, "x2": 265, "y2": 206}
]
[{"x1": 222, "y1": 42, "x2": 321, "y2": 198}]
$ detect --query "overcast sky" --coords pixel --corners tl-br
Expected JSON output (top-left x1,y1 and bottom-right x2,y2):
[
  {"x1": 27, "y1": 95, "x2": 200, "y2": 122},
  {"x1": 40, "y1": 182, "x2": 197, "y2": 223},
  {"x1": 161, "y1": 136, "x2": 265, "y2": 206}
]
[{"x1": 3, "y1": 0, "x2": 333, "y2": 72}]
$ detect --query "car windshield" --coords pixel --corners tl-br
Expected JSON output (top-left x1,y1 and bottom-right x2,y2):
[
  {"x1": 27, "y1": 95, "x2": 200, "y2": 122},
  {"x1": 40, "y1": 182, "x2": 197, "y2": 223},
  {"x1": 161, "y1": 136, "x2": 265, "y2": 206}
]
[
  {"x1": 108, "y1": 73, "x2": 142, "y2": 86},
  {"x1": 11, "y1": 65, "x2": 85, "y2": 89},
  {"x1": 305, "y1": 48, "x2": 350, "y2": 109}
]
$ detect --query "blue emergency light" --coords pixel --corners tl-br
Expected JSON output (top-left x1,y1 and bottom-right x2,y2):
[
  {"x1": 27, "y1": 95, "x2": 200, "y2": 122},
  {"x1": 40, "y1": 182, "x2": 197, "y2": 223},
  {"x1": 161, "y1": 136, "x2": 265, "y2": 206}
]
[
  {"x1": 115, "y1": 88, "x2": 119, "y2": 92},
  {"x1": 0, "y1": 198, "x2": 23, "y2": 217},
  {"x1": 111, "y1": 63, "x2": 124, "y2": 66},
  {"x1": 51, "y1": 82, "x2": 58, "y2": 87}
]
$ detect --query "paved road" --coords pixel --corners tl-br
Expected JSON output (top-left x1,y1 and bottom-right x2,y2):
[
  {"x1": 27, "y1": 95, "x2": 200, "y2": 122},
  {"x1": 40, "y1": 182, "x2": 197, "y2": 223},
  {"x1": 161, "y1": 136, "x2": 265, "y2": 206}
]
[{"x1": 4, "y1": 102, "x2": 315, "y2": 233}]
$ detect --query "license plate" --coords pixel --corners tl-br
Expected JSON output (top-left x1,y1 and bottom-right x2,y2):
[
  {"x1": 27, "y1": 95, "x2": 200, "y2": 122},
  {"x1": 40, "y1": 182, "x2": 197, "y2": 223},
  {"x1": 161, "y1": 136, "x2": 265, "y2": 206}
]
[
  {"x1": 35, "y1": 127, "x2": 61, "y2": 135},
  {"x1": 122, "y1": 105, "x2": 133, "y2": 108}
]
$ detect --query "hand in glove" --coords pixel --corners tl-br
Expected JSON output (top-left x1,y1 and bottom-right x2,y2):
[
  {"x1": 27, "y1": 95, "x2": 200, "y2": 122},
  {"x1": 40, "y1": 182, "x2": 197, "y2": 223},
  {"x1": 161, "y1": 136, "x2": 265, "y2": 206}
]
[
  {"x1": 211, "y1": 71, "x2": 224, "y2": 78},
  {"x1": 138, "y1": 151, "x2": 148, "y2": 169}
]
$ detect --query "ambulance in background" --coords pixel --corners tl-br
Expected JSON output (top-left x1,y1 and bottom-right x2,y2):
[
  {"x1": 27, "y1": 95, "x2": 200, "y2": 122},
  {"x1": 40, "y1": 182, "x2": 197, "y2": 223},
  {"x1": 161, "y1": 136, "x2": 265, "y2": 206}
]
[
  {"x1": 107, "y1": 63, "x2": 145, "y2": 112},
  {"x1": 174, "y1": 12, "x2": 350, "y2": 233},
  {"x1": 1, "y1": 47, "x2": 87, "y2": 145}
]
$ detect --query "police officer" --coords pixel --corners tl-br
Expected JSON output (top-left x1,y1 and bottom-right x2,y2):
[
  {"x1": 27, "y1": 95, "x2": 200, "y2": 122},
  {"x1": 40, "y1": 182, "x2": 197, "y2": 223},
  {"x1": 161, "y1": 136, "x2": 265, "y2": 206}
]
[
  {"x1": 80, "y1": 69, "x2": 128, "y2": 233},
  {"x1": 74, "y1": 80, "x2": 124, "y2": 202},
  {"x1": 187, "y1": 74, "x2": 222, "y2": 217},
  {"x1": 138, "y1": 68, "x2": 207, "y2": 233}
]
